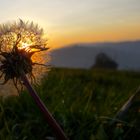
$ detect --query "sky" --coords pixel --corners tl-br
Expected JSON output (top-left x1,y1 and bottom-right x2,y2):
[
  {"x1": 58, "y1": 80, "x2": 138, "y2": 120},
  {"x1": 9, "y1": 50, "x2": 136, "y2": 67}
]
[{"x1": 0, "y1": 0, "x2": 140, "y2": 48}]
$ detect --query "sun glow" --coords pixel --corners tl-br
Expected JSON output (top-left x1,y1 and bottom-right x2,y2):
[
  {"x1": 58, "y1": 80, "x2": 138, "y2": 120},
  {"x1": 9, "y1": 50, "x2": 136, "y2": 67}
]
[
  {"x1": 20, "y1": 42, "x2": 33, "y2": 52},
  {"x1": 22, "y1": 42, "x2": 29, "y2": 48}
]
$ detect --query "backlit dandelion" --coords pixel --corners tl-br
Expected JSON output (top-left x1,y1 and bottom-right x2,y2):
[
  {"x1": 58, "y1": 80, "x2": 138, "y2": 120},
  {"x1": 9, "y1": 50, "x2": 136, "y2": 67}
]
[
  {"x1": 0, "y1": 19, "x2": 49, "y2": 91},
  {"x1": 0, "y1": 19, "x2": 68, "y2": 140}
]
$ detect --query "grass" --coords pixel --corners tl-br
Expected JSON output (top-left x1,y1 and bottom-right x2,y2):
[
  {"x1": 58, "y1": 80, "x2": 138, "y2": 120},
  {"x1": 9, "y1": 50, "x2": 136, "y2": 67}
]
[{"x1": 0, "y1": 68, "x2": 140, "y2": 140}]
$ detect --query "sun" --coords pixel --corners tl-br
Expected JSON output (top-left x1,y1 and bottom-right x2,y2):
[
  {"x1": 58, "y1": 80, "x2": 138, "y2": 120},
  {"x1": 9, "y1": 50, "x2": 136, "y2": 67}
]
[
  {"x1": 21, "y1": 42, "x2": 31, "y2": 49},
  {"x1": 20, "y1": 41, "x2": 36, "y2": 53}
]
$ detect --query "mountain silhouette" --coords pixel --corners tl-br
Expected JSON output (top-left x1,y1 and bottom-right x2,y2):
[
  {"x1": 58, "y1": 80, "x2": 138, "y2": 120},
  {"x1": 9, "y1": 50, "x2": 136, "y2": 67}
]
[{"x1": 50, "y1": 41, "x2": 140, "y2": 70}]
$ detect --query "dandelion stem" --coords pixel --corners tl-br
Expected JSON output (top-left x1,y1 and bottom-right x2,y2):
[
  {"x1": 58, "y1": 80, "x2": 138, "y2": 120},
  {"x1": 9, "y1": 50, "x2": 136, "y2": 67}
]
[{"x1": 21, "y1": 74, "x2": 68, "y2": 140}]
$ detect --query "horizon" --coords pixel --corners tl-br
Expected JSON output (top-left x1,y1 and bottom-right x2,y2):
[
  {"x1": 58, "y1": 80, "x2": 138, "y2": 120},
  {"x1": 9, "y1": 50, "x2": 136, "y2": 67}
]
[
  {"x1": 0, "y1": 0, "x2": 140, "y2": 49},
  {"x1": 51, "y1": 39, "x2": 140, "y2": 50}
]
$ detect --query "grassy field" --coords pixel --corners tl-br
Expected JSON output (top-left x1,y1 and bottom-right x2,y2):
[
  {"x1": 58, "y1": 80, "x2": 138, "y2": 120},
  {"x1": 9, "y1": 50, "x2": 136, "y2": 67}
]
[{"x1": 0, "y1": 68, "x2": 140, "y2": 140}]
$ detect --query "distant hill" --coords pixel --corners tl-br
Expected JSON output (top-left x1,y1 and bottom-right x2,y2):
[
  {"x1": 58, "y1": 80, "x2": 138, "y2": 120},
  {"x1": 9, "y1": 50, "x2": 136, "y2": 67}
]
[{"x1": 50, "y1": 41, "x2": 140, "y2": 70}]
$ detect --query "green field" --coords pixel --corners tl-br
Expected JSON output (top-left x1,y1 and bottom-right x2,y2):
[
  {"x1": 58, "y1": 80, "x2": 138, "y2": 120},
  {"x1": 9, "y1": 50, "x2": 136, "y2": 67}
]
[{"x1": 0, "y1": 68, "x2": 140, "y2": 140}]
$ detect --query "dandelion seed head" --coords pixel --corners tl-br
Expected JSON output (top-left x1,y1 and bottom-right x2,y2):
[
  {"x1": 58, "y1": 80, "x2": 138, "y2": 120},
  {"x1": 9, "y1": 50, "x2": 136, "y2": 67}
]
[{"x1": 0, "y1": 19, "x2": 50, "y2": 95}]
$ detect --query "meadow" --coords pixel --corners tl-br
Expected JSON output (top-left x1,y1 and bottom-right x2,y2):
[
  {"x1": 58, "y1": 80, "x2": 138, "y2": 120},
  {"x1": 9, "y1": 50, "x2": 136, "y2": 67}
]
[{"x1": 0, "y1": 68, "x2": 140, "y2": 140}]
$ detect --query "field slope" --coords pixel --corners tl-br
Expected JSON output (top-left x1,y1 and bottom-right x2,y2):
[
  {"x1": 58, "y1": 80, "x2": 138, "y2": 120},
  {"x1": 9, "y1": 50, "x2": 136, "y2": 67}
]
[{"x1": 0, "y1": 68, "x2": 140, "y2": 140}]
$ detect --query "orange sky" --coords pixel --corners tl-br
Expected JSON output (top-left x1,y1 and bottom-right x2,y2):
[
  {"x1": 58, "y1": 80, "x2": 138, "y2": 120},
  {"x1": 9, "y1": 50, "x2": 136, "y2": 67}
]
[
  {"x1": 0, "y1": 0, "x2": 140, "y2": 49},
  {"x1": 48, "y1": 22, "x2": 140, "y2": 48}
]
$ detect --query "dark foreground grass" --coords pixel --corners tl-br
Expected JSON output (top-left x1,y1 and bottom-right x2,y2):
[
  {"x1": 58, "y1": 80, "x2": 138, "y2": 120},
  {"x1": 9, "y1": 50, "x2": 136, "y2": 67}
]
[{"x1": 0, "y1": 68, "x2": 140, "y2": 140}]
